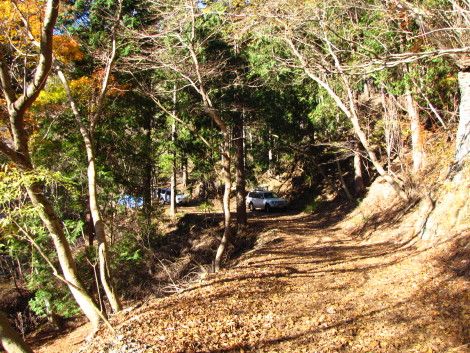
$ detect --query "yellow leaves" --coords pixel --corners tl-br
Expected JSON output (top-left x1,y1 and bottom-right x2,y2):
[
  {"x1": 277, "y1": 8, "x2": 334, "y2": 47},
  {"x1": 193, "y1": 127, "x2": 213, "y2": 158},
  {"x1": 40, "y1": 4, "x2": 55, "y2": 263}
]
[
  {"x1": 0, "y1": 2, "x2": 84, "y2": 66},
  {"x1": 70, "y1": 76, "x2": 94, "y2": 100},
  {"x1": 0, "y1": 0, "x2": 45, "y2": 47}
]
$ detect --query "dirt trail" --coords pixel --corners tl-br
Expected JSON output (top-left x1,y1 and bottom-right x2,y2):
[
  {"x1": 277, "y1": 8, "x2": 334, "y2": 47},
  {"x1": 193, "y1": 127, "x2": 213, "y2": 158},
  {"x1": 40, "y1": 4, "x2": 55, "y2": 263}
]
[{"x1": 38, "y1": 206, "x2": 469, "y2": 353}]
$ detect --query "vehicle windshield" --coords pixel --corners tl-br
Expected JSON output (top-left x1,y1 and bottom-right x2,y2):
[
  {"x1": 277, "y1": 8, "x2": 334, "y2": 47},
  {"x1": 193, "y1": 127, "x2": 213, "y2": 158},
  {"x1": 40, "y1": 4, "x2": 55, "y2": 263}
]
[{"x1": 264, "y1": 192, "x2": 278, "y2": 198}]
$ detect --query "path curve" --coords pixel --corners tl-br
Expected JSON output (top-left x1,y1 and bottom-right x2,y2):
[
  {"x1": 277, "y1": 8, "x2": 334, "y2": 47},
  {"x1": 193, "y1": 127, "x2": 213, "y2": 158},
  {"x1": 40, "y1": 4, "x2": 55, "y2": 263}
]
[{"x1": 43, "y1": 207, "x2": 470, "y2": 353}]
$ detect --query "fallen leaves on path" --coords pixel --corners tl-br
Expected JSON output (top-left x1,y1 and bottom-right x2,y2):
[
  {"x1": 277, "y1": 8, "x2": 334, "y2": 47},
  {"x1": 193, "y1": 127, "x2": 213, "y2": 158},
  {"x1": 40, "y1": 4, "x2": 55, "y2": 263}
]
[{"x1": 71, "y1": 207, "x2": 469, "y2": 353}]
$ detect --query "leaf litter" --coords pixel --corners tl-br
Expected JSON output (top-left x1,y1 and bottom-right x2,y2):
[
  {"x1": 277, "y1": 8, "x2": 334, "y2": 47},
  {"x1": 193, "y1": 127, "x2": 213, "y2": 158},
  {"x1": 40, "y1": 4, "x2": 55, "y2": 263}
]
[{"x1": 38, "y1": 198, "x2": 469, "y2": 353}]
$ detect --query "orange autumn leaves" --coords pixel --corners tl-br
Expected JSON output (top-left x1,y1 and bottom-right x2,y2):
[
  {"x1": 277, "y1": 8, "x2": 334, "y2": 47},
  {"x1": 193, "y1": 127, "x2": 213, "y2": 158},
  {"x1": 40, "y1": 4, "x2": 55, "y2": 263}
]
[
  {"x1": 0, "y1": 0, "x2": 125, "y2": 139},
  {"x1": 0, "y1": 0, "x2": 82, "y2": 62}
]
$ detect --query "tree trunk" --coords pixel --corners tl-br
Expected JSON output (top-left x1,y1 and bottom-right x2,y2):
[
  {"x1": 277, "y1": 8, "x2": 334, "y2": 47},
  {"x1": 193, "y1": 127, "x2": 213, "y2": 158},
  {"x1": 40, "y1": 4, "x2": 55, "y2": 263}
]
[
  {"x1": 182, "y1": 156, "x2": 188, "y2": 189},
  {"x1": 44, "y1": 297, "x2": 64, "y2": 330},
  {"x1": 84, "y1": 211, "x2": 95, "y2": 247},
  {"x1": 143, "y1": 161, "x2": 152, "y2": 214},
  {"x1": 87, "y1": 154, "x2": 122, "y2": 313},
  {"x1": 170, "y1": 85, "x2": 177, "y2": 217},
  {"x1": 353, "y1": 144, "x2": 366, "y2": 197},
  {"x1": 204, "y1": 105, "x2": 232, "y2": 273},
  {"x1": 54, "y1": 1, "x2": 123, "y2": 313},
  {"x1": 456, "y1": 72, "x2": 470, "y2": 162},
  {"x1": 286, "y1": 37, "x2": 408, "y2": 200},
  {"x1": 0, "y1": 311, "x2": 33, "y2": 353},
  {"x1": 405, "y1": 90, "x2": 426, "y2": 173},
  {"x1": 336, "y1": 160, "x2": 353, "y2": 201},
  {"x1": 56, "y1": 67, "x2": 121, "y2": 313},
  {"x1": 26, "y1": 183, "x2": 103, "y2": 328},
  {"x1": 177, "y1": 19, "x2": 232, "y2": 271},
  {"x1": 234, "y1": 118, "x2": 247, "y2": 232},
  {"x1": 214, "y1": 136, "x2": 232, "y2": 272},
  {"x1": 143, "y1": 114, "x2": 153, "y2": 215},
  {"x1": 170, "y1": 164, "x2": 177, "y2": 217}
]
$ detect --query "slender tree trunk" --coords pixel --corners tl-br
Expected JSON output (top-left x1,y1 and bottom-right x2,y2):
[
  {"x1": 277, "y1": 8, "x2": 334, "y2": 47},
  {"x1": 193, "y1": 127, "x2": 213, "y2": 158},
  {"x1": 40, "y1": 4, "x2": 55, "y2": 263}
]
[
  {"x1": 336, "y1": 160, "x2": 353, "y2": 201},
  {"x1": 53, "y1": 1, "x2": 123, "y2": 312},
  {"x1": 84, "y1": 211, "x2": 95, "y2": 247},
  {"x1": 170, "y1": 86, "x2": 178, "y2": 217},
  {"x1": 405, "y1": 90, "x2": 426, "y2": 173},
  {"x1": 0, "y1": 311, "x2": 33, "y2": 353},
  {"x1": 175, "y1": 11, "x2": 232, "y2": 271},
  {"x1": 182, "y1": 156, "x2": 188, "y2": 189},
  {"x1": 286, "y1": 37, "x2": 408, "y2": 200},
  {"x1": 456, "y1": 72, "x2": 470, "y2": 162},
  {"x1": 26, "y1": 183, "x2": 103, "y2": 328},
  {"x1": 214, "y1": 134, "x2": 232, "y2": 272},
  {"x1": 143, "y1": 161, "x2": 152, "y2": 214},
  {"x1": 203, "y1": 103, "x2": 231, "y2": 273},
  {"x1": 44, "y1": 297, "x2": 64, "y2": 330},
  {"x1": 170, "y1": 164, "x2": 177, "y2": 217},
  {"x1": 234, "y1": 118, "x2": 247, "y2": 232},
  {"x1": 350, "y1": 103, "x2": 407, "y2": 199},
  {"x1": 353, "y1": 143, "x2": 366, "y2": 197},
  {"x1": 56, "y1": 68, "x2": 121, "y2": 313},
  {"x1": 143, "y1": 114, "x2": 153, "y2": 215},
  {"x1": 82, "y1": 138, "x2": 122, "y2": 314},
  {"x1": 87, "y1": 155, "x2": 122, "y2": 313}
]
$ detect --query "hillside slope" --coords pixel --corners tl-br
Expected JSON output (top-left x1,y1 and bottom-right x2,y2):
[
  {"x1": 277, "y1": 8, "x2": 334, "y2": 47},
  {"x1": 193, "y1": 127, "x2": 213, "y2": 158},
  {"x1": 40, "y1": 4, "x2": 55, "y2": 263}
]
[{"x1": 38, "y1": 167, "x2": 469, "y2": 353}]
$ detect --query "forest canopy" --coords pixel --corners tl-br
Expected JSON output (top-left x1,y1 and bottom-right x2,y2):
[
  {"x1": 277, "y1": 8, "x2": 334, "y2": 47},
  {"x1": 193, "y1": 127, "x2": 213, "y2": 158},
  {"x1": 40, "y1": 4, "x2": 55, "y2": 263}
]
[{"x1": 0, "y1": 0, "x2": 468, "y2": 351}]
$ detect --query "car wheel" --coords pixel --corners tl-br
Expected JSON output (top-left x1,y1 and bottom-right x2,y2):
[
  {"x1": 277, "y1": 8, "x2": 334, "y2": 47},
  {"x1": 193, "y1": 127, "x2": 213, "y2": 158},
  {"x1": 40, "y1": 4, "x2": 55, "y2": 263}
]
[
  {"x1": 249, "y1": 202, "x2": 255, "y2": 211},
  {"x1": 265, "y1": 204, "x2": 271, "y2": 212}
]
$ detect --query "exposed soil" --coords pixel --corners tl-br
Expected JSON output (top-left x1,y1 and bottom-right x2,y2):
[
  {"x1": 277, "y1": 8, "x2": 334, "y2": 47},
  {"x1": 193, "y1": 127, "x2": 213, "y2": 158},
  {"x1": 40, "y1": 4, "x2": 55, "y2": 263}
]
[{"x1": 33, "y1": 194, "x2": 469, "y2": 353}]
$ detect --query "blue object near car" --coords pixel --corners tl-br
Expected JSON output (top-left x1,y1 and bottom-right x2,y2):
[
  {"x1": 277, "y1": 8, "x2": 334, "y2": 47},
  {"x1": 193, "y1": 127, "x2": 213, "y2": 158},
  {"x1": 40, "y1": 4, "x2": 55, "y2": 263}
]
[{"x1": 118, "y1": 195, "x2": 143, "y2": 208}]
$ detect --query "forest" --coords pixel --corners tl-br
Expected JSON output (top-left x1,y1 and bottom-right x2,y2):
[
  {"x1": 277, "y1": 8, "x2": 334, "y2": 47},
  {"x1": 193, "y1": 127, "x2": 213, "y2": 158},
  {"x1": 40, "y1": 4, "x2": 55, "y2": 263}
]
[{"x1": 0, "y1": 0, "x2": 469, "y2": 352}]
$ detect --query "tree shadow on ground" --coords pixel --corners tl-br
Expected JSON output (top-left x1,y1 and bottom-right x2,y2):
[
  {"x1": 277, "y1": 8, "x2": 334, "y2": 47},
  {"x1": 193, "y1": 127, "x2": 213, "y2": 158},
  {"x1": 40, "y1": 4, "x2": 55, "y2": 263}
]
[
  {"x1": 188, "y1": 237, "x2": 421, "y2": 295},
  {"x1": 199, "y1": 233, "x2": 470, "y2": 352},
  {"x1": 206, "y1": 277, "x2": 470, "y2": 353}
]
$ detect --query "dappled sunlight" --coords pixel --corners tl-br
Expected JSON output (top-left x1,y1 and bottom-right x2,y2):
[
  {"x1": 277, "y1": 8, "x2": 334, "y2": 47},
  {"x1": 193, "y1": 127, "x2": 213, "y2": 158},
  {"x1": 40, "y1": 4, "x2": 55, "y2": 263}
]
[{"x1": 71, "y1": 199, "x2": 469, "y2": 353}]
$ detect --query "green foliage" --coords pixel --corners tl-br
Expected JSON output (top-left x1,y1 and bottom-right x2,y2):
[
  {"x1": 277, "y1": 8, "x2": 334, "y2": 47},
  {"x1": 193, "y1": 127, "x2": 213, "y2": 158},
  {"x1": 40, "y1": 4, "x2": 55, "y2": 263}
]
[
  {"x1": 304, "y1": 197, "x2": 324, "y2": 214},
  {"x1": 115, "y1": 241, "x2": 142, "y2": 263},
  {"x1": 198, "y1": 200, "x2": 215, "y2": 213},
  {"x1": 0, "y1": 166, "x2": 83, "y2": 319},
  {"x1": 28, "y1": 285, "x2": 80, "y2": 320}
]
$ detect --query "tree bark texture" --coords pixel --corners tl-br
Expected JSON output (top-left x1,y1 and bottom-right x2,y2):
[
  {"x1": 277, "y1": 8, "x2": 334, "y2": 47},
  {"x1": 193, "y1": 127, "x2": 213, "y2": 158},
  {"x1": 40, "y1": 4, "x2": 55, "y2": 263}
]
[
  {"x1": 170, "y1": 87, "x2": 178, "y2": 218},
  {"x1": 143, "y1": 114, "x2": 153, "y2": 214},
  {"x1": 88, "y1": 158, "x2": 122, "y2": 313},
  {"x1": 0, "y1": 311, "x2": 33, "y2": 353},
  {"x1": 56, "y1": 68, "x2": 122, "y2": 313},
  {"x1": 353, "y1": 145, "x2": 366, "y2": 197},
  {"x1": 234, "y1": 120, "x2": 247, "y2": 232},
  {"x1": 405, "y1": 90, "x2": 426, "y2": 173},
  {"x1": 336, "y1": 160, "x2": 353, "y2": 201},
  {"x1": 456, "y1": 72, "x2": 470, "y2": 162},
  {"x1": 182, "y1": 156, "x2": 188, "y2": 189},
  {"x1": 214, "y1": 134, "x2": 232, "y2": 272}
]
